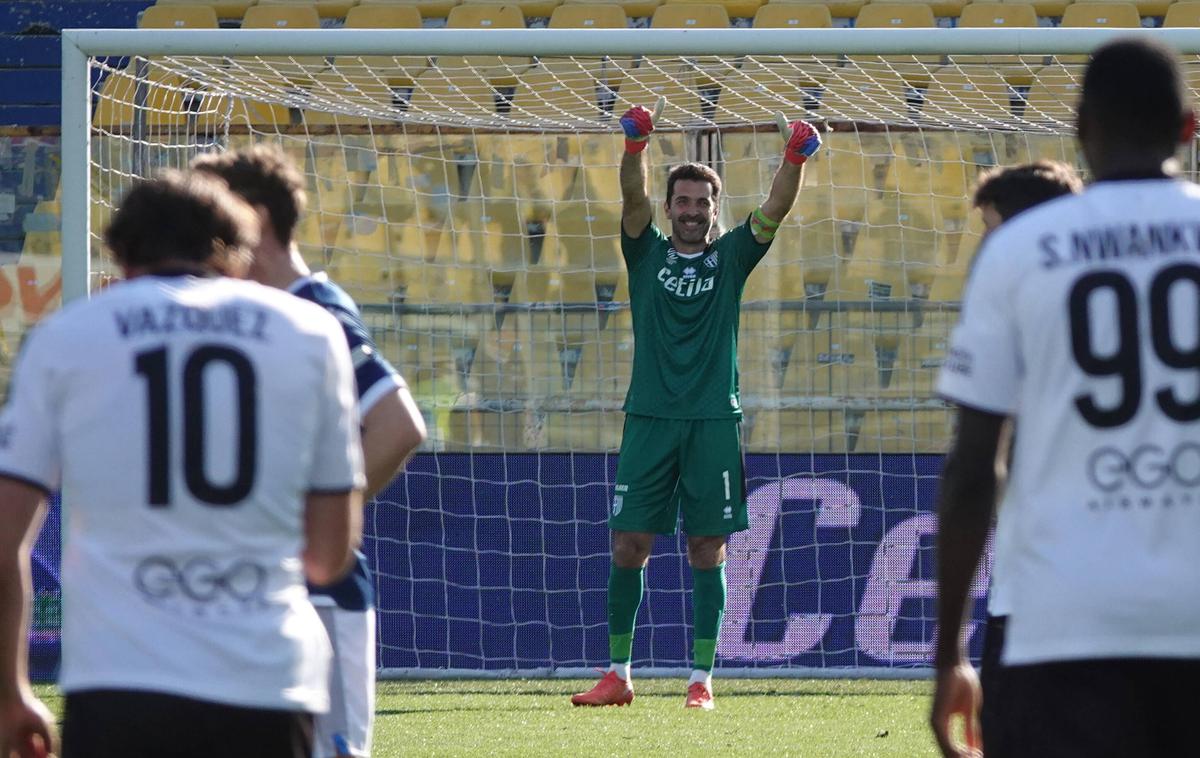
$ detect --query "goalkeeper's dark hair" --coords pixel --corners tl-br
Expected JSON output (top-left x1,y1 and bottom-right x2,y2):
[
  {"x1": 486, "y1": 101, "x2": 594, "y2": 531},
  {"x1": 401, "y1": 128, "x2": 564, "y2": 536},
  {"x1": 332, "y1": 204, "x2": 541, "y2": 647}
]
[
  {"x1": 972, "y1": 160, "x2": 1082, "y2": 222},
  {"x1": 666, "y1": 162, "x2": 722, "y2": 204},
  {"x1": 191, "y1": 144, "x2": 307, "y2": 245},
  {"x1": 1081, "y1": 37, "x2": 1188, "y2": 153},
  {"x1": 105, "y1": 169, "x2": 258, "y2": 273}
]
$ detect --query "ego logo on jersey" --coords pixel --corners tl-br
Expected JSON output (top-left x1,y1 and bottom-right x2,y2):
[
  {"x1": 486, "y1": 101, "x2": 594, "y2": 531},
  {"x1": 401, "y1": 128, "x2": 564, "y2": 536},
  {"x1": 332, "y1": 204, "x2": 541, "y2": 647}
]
[
  {"x1": 1086, "y1": 443, "x2": 1200, "y2": 492},
  {"x1": 134, "y1": 556, "x2": 268, "y2": 610}
]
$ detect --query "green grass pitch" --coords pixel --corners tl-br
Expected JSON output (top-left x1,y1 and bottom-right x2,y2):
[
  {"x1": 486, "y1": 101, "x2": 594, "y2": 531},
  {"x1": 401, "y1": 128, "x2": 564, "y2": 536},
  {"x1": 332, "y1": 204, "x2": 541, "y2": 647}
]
[{"x1": 35, "y1": 678, "x2": 940, "y2": 756}]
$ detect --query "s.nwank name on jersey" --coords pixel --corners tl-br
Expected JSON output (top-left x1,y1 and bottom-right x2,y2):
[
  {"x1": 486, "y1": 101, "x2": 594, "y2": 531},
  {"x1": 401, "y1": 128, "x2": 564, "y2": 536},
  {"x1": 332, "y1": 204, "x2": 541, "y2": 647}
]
[{"x1": 1039, "y1": 220, "x2": 1200, "y2": 269}]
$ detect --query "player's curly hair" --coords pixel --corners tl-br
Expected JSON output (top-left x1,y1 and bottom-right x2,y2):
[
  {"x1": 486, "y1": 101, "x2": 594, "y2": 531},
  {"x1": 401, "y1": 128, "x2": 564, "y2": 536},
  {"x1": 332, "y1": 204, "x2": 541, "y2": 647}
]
[
  {"x1": 972, "y1": 160, "x2": 1082, "y2": 222},
  {"x1": 104, "y1": 169, "x2": 258, "y2": 274},
  {"x1": 666, "y1": 162, "x2": 722, "y2": 204},
  {"x1": 191, "y1": 144, "x2": 307, "y2": 245}
]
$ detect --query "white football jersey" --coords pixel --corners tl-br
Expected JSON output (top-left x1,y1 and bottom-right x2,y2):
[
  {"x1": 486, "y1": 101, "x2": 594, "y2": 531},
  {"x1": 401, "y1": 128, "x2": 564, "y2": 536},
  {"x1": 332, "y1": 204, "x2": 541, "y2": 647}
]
[
  {"x1": 939, "y1": 179, "x2": 1200, "y2": 666},
  {"x1": 0, "y1": 274, "x2": 365, "y2": 712}
]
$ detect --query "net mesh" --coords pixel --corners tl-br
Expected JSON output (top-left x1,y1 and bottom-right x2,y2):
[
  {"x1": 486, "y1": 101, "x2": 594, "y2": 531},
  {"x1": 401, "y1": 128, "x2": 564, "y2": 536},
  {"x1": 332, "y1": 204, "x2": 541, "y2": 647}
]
[{"x1": 84, "y1": 46, "x2": 1107, "y2": 671}]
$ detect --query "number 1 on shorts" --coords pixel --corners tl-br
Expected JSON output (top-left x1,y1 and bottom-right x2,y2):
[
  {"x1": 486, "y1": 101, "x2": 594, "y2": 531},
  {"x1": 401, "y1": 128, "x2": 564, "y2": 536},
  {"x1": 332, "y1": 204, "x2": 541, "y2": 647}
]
[{"x1": 722, "y1": 470, "x2": 730, "y2": 500}]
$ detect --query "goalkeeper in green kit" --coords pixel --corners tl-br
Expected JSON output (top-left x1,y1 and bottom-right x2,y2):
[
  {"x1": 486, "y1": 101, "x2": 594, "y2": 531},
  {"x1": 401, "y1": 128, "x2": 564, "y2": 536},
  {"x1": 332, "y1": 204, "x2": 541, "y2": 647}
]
[{"x1": 571, "y1": 105, "x2": 820, "y2": 709}]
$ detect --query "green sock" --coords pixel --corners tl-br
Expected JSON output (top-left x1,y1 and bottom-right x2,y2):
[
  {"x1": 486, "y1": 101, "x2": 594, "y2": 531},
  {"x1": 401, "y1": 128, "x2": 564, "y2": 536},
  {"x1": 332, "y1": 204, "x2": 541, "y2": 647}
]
[
  {"x1": 608, "y1": 565, "x2": 645, "y2": 664},
  {"x1": 691, "y1": 564, "x2": 726, "y2": 672}
]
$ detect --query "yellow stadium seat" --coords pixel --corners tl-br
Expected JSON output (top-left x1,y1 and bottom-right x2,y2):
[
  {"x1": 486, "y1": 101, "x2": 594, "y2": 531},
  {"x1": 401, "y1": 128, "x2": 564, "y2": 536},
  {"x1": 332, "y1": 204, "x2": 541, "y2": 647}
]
[
  {"x1": 540, "y1": 411, "x2": 625, "y2": 451},
  {"x1": 326, "y1": 228, "x2": 407, "y2": 304},
  {"x1": 256, "y1": 0, "x2": 357, "y2": 19},
  {"x1": 548, "y1": 1, "x2": 629, "y2": 23},
  {"x1": 239, "y1": 4, "x2": 323, "y2": 84},
  {"x1": 1017, "y1": 0, "x2": 1071, "y2": 15},
  {"x1": 550, "y1": 198, "x2": 623, "y2": 272},
  {"x1": 155, "y1": 0, "x2": 255, "y2": 20},
  {"x1": 345, "y1": 3, "x2": 422, "y2": 23},
  {"x1": 92, "y1": 70, "x2": 196, "y2": 127},
  {"x1": 958, "y1": 0, "x2": 1037, "y2": 24},
  {"x1": 855, "y1": 2, "x2": 936, "y2": 25},
  {"x1": 446, "y1": 1, "x2": 529, "y2": 23},
  {"x1": 852, "y1": 4, "x2": 938, "y2": 83},
  {"x1": 1083, "y1": 0, "x2": 1166, "y2": 17},
  {"x1": 872, "y1": 0, "x2": 967, "y2": 17},
  {"x1": 651, "y1": 2, "x2": 731, "y2": 25},
  {"x1": 408, "y1": 67, "x2": 500, "y2": 119},
  {"x1": 466, "y1": 0, "x2": 563, "y2": 17},
  {"x1": 1059, "y1": 0, "x2": 1140, "y2": 26},
  {"x1": 295, "y1": 211, "x2": 341, "y2": 265},
  {"x1": 141, "y1": 4, "x2": 220, "y2": 27},
  {"x1": 305, "y1": 68, "x2": 403, "y2": 125},
  {"x1": 870, "y1": 409, "x2": 953, "y2": 453},
  {"x1": 573, "y1": 332, "x2": 632, "y2": 399},
  {"x1": 510, "y1": 61, "x2": 606, "y2": 121},
  {"x1": 611, "y1": 66, "x2": 704, "y2": 125},
  {"x1": 1022, "y1": 63, "x2": 1083, "y2": 126},
  {"x1": 922, "y1": 68, "x2": 1016, "y2": 126},
  {"x1": 358, "y1": 0, "x2": 460, "y2": 16},
  {"x1": 752, "y1": 2, "x2": 831, "y2": 24},
  {"x1": 241, "y1": 3, "x2": 321, "y2": 25},
  {"x1": 441, "y1": 4, "x2": 530, "y2": 84},
  {"x1": 342, "y1": 7, "x2": 427, "y2": 85},
  {"x1": 445, "y1": 408, "x2": 528, "y2": 450},
  {"x1": 768, "y1": 0, "x2": 864, "y2": 20},
  {"x1": 819, "y1": 64, "x2": 913, "y2": 123},
  {"x1": 663, "y1": 0, "x2": 759, "y2": 17},
  {"x1": 1165, "y1": 0, "x2": 1200, "y2": 24},
  {"x1": 713, "y1": 57, "x2": 829, "y2": 125},
  {"x1": 449, "y1": 198, "x2": 530, "y2": 271},
  {"x1": 953, "y1": 3, "x2": 1040, "y2": 83},
  {"x1": 561, "y1": 0, "x2": 661, "y2": 19},
  {"x1": 846, "y1": 190, "x2": 939, "y2": 300}
]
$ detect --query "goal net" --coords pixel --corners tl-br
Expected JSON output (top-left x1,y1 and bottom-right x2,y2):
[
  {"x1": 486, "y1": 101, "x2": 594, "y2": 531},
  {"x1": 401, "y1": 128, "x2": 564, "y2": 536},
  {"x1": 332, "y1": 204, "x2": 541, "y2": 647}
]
[{"x1": 64, "y1": 27, "x2": 1199, "y2": 676}]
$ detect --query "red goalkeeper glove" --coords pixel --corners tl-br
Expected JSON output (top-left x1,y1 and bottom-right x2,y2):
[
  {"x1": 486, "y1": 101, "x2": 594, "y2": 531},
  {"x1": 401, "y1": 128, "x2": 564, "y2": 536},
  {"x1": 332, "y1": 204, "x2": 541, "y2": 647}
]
[
  {"x1": 784, "y1": 120, "x2": 821, "y2": 165},
  {"x1": 620, "y1": 106, "x2": 654, "y2": 154}
]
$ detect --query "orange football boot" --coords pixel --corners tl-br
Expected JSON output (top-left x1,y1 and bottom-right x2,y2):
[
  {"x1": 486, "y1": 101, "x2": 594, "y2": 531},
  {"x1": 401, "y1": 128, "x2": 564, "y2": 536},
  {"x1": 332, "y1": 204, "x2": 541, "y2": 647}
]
[
  {"x1": 684, "y1": 681, "x2": 714, "y2": 710},
  {"x1": 571, "y1": 671, "x2": 634, "y2": 706}
]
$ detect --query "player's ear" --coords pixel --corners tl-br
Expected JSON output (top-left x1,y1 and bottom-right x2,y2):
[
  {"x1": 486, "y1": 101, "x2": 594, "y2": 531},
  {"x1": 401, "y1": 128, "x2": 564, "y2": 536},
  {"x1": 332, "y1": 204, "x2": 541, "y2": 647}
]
[{"x1": 1180, "y1": 110, "x2": 1196, "y2": 144}]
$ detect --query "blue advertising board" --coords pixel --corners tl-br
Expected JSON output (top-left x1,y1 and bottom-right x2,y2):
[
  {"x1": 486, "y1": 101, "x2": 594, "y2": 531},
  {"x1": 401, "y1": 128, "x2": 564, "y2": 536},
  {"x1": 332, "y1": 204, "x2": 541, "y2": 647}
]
[
  {"x1": 30, "y1": 453, "x2": 990, "y2": 680},
  {"x1": 366, "y1": 453, "x2": 990, "y2": 672}
]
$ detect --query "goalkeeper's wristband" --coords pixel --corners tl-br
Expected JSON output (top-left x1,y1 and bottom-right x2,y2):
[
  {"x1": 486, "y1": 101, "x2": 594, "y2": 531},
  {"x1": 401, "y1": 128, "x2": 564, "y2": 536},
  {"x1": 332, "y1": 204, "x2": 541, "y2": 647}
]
[
  {"x1": 750, "y1": 207, "x2": 782, "y2": 240},
  {"x1": 625, "y1": 137, "x2": 649, "y2": 154}
]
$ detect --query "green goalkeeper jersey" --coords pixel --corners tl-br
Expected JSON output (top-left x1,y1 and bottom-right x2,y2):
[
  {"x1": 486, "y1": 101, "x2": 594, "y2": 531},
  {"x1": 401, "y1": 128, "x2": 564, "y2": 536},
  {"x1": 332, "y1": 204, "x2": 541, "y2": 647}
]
[{"x1": 621, "y1": 217, "x2": 772, "y2": 419}]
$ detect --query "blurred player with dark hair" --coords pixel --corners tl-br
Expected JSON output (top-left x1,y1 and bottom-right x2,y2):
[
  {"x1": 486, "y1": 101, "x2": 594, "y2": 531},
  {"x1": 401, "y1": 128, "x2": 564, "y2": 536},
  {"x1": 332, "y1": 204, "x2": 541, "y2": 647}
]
[
  {"x1": 966, "y1": 159, "x2": 1083, "y2": 758},
  {"x1": 932, "y1": 38, "x2": 1200, "y2": 758},
  {"x1": 973, "y1": 160, "x2": 1083, "y2": 235},
  {"x1": 0, "y1": 170, "x2": 364, "y2": 758},
  {"x1": 193, "y1": 145, "x2": 425, "y2": 758}
]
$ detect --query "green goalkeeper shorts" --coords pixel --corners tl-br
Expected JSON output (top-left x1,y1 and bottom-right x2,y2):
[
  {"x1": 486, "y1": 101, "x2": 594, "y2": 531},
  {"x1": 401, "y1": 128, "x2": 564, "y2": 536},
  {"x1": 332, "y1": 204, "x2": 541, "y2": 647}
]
[{"x1": 610, "y1": 414, "x2": 748, "y2": 536}]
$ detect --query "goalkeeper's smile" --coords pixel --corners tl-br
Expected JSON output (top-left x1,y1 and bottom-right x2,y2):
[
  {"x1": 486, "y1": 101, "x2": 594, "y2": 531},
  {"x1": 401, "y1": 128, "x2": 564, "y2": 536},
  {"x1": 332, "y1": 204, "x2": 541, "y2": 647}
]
[{"x1": 672, "y1": 213, "x2": 712, "y2": 245}]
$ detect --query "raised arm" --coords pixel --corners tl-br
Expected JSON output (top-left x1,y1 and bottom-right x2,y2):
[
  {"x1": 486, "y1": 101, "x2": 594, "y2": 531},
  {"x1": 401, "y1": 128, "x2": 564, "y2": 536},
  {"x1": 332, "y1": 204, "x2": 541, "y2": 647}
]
[
  {"x1": 619, "y1": 105, "x2": 654, "y2": 238},
  {"x1": 752, "y1": 120, "x2": 822, "y2": 245}
]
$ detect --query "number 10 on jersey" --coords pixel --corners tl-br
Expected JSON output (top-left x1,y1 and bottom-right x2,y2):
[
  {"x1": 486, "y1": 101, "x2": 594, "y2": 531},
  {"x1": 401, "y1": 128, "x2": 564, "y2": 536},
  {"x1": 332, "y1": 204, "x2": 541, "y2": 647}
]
[{"x1": 135, "y1": 344, "x2": 258, "y2": 507}]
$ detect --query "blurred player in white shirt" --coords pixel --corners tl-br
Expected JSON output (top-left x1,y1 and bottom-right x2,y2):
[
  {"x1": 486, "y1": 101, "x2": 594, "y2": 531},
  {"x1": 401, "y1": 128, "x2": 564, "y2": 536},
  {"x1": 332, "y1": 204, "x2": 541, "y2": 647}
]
[
  {"x1": 966, "y1": 160, "x2": 1082, "y2": 758},
  {"x1": 932, "y1": 38, "x2": 1200, "y2": 758},
  {"x1": 193, "y1": 146, "x2": 426, "y2": 758},
  {"x1": 0, "y1": 171, "x2": 364, "y2": 758}
]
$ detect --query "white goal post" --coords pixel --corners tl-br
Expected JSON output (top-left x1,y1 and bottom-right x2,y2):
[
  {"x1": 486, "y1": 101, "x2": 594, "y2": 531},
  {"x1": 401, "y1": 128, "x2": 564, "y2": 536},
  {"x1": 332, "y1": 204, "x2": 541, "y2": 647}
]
[
  {"x1": 61, "y1": 26, "x2": 1200, "y2": 303},
  {"x1": 60, "y1": 26, "x2": 1200, "y2": 679}
]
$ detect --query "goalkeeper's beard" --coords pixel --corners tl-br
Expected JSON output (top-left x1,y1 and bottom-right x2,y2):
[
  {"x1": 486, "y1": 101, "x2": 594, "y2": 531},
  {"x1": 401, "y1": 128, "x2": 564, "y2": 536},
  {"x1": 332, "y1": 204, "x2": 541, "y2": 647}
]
[{"x1": 671, "y1": 215, "x2": 713, "y2": 247}]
